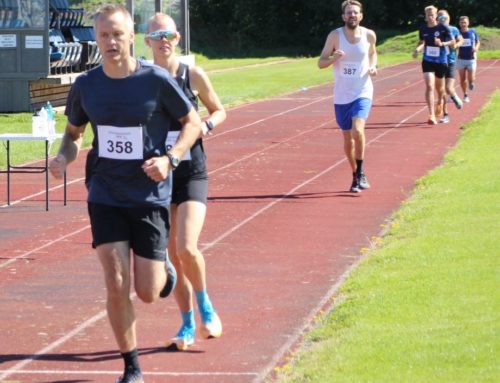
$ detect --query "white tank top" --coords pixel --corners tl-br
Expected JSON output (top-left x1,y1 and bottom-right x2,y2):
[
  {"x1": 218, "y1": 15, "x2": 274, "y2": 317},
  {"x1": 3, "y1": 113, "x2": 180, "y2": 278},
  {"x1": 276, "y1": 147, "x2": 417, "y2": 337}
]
[{"x1": 333, "y1": 27, "x2": 373, "y2": 105}]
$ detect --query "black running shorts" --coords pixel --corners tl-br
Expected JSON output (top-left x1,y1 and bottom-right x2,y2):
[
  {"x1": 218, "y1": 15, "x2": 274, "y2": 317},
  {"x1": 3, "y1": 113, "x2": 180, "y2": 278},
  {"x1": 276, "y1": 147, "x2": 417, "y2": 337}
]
[
  {"x1": 422, "y1": 60, "x2": 448, "y2": 79},
  {"x1": 171, "y1": 176, "x2": 208, "y2": 205},
  {"x1": 88, "y1": 202, "x2": 169, "y2": 261}
]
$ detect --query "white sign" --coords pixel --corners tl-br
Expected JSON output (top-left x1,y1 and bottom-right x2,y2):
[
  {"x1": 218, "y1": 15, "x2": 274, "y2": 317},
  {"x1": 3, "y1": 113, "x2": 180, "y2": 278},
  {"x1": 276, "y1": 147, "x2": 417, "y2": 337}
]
[
  {"x1": 0, "y1": 34, "x2": 16, "y2": 48},
  {"x1": 25, "y1": 35, "x2": 44, "y2": 49}
]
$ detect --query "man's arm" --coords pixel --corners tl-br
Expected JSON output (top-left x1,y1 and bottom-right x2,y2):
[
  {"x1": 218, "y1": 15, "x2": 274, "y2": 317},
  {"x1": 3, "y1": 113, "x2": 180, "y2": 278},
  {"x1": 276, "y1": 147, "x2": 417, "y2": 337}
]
[
  {"x1": 318, "y1": 30, "x2": 343, "y2": 69},
  {"x1": 142, "y1": 108, "x2": 203, "y2": 182},
  {"x1": 49, "y1": 121, "x2": 86, "y2": 179},
  {"x1": 170, "y1": 108, "x2": 203, "y2": 160},
  {"x1": 413, "y1": 39, "x2": 425, "y2": 58},
  {"x1": 368, "y1": 29, "x2": 378, "y2": 76}
]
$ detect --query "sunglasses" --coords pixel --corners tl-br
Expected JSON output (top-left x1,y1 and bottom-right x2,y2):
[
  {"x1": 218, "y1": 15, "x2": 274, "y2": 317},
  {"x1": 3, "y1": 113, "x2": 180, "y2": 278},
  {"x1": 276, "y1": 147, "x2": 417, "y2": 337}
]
[{"x1": 147, "y1": 30, "x2": 177, "y2": 41}]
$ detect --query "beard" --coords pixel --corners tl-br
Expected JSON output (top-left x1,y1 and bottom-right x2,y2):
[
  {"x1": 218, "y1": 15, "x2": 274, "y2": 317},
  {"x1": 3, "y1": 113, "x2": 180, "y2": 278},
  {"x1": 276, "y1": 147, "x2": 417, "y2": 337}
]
[{"x1": 345, "y1": 19, "x2": 359, "y2": 29}]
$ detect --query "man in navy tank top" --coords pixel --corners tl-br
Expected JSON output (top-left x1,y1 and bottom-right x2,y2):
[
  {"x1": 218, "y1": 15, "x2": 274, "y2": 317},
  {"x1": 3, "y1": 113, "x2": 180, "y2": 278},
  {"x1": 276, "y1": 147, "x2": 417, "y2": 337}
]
[
  {"x1": 49, "y1": 4, "x2": 202, "y2": 383},
  {"x1": 318, "y1": 0, "x2": 378, "y2": 193}
]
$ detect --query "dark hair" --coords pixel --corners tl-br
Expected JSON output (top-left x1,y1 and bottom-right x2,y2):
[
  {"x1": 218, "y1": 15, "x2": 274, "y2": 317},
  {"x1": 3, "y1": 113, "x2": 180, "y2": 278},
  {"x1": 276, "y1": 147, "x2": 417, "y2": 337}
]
[{"x1": 342, "y1": 0, "x2": 363, "y2": 14}]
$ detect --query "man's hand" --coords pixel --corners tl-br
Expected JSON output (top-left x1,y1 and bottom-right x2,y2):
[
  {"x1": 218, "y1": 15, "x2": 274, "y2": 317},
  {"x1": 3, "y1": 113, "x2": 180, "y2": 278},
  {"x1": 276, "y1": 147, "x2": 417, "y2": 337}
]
[
  {"x1": 368, "y1": 66, "x2": 378, "y2": 76},
  {"x1": 49, "y1": 154, "x2": 67, "y2": 179},
  {"x1": 142, "y1": 156, "x2": 170, "y2": 182},
  {"x1": 332, "y1": 49, "x2": 346, "y2": 61}
]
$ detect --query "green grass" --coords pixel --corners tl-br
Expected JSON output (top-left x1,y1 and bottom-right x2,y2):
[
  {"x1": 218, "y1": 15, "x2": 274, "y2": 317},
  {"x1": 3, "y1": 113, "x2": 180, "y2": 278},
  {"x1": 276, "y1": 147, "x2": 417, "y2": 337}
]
[{"x1": 274, "y1": 92, "x2": 500, "y2": 382}]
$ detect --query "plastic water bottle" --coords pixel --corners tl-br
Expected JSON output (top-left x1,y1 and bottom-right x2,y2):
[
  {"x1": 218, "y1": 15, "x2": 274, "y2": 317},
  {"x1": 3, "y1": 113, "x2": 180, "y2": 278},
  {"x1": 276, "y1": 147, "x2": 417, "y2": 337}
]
[{"x1": 46, "y1": 101, "x2": 54, "y2": 122}]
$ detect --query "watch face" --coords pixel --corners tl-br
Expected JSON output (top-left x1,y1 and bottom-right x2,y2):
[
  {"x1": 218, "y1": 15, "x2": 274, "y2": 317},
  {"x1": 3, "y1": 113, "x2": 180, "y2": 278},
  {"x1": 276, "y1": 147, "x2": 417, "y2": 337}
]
[{"x1": 168, "y1": 152, "x2": 179, "y2": 168}]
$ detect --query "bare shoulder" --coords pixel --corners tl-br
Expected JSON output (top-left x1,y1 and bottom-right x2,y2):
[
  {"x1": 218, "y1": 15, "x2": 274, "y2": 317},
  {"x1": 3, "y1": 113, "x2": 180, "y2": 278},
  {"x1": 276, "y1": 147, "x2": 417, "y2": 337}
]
[
  {"x1": 188, "y1": 65, "x2": 208, "y2": 81},
  {"x1": 365, "y1": 27, "x2": 377, "y2": 43},
  {"x1": 188, "y1": 65, "x2": 211, "y2": 90}
]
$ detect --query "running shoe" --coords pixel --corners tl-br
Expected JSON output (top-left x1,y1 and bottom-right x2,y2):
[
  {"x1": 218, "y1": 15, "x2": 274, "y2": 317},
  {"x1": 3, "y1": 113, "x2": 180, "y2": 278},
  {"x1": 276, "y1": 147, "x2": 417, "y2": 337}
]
[
  {"x1": 358, "y1": 173, "x2": 370, "y2": 189},
  {"x1": 199, "y1": 312, "x2": 222, "y2": 339},
  {"x1": 350, "y1": 174, "x2": 361, "y2": 193},
  {"x1": 463, "y1": 95, "x2": 470, "y2": 103},
  {"x1": 434, "y1": 103, "x2": 443, "y2": 118},
  {"x1": 451, "y1": 95, "x2": 463, "y2": 109},
  {"x1": 171, "y1": 324, "x2": 195, "y2": 351},
  {"x1": 469, "y1": 82, "x2": 475, "y2": 91},
  {"x1": 427, "y1": 115, "x2": 437, "y2": 125},
  {"x1": 116, "y1": 369, "x2": 144, "y2": 383},
  {"x1": 439, "y1": 114, "x2": 450, "y2": 124},
  {"x1": 159, "y1": 254, "x2": 177, "y2": 298}
]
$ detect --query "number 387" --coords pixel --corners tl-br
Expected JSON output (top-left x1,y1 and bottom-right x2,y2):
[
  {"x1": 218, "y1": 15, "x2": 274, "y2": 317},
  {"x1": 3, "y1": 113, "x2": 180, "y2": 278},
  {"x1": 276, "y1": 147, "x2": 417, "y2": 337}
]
[{"x1": 343, "y1": 67, "x2": 356, "y2": 75}]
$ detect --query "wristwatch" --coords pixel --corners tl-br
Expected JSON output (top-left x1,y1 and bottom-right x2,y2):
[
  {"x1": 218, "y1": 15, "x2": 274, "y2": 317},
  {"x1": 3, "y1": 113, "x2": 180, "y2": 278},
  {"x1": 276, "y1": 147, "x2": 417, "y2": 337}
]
[
  {"x1": 166, "y1": 151, "x2": 180, "y2": 170},
  {"x1": 205, "y1": 120, "x2": 215, "y2": 131}
]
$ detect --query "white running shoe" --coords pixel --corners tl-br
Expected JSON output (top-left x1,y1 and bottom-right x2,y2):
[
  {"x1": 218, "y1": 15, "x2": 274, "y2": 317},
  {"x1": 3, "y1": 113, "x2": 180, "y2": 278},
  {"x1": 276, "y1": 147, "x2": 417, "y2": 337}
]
[{"x1": 199, "y1": 312, "x2": 222, "y2": 339}]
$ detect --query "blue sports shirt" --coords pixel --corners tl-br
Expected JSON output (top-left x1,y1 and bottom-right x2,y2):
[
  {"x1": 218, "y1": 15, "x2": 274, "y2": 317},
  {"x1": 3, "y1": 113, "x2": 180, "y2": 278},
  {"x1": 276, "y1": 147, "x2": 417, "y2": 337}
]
[
  {"x1": 458, "y1": 29, "x2": 480, "y2": 60},
  {"x1": 66, "y1": 61, "x2": 193, "y2": 208},
  {"x1": 419, "y1": 23, "x2": 452, "y2": 64}
]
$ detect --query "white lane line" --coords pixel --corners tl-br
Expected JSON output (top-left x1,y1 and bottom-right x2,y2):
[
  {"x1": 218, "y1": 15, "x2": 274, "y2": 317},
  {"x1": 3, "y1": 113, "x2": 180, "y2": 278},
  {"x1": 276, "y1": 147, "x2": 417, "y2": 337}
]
[
  {"x1": 0, "y1": 225, "x2": 90, "y2": 269},
  {"x1": 0, "y1": 370, "x2": 258, "y2": 377}
]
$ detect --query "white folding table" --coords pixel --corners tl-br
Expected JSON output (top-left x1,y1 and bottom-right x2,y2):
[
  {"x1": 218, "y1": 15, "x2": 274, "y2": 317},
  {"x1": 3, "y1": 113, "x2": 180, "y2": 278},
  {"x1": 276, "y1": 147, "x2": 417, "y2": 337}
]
[{"x1": 0, "y1": 133, "x2": 66, "y2": 211}]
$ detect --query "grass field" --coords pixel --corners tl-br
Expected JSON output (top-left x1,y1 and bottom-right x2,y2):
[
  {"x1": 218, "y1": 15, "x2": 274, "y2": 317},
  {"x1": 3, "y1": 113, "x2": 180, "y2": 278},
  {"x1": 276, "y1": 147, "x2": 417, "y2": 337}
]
[{"x1": 273, "y1": 91, "x2": 500, "y2": 382}]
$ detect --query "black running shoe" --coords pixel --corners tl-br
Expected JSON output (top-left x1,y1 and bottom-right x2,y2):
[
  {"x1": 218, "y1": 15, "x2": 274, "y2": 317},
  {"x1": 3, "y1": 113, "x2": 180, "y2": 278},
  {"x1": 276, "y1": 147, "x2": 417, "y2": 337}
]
[
  {"x1": 116, "y1": 369, "x2": 144, "y2": 383},
  {"x1": 159, "y1": 254, "x2": 177, "y2": 298},
  {"x1": 350, "y1": 175, "x2": 361, "y2": 193},
  {"x1": 358, "y1": 173, "x2": 370, "y2": 190}
]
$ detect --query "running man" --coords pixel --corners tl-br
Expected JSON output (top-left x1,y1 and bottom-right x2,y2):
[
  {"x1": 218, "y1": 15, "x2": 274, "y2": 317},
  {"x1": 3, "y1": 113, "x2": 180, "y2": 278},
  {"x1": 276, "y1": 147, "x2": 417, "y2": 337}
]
[
  {"x1": 412, "y1": 5, "x2": 454, "y2": 125},
  {"x1": 318, "y1": 0, "x2": 377, "y2": 193},
  {"x1": 437, "y1": 9, "x2": 463, "y2": 124},
  {"x1": 49, "y1": 5, "x2": 202, "y2": 383},
  {"x1": 146, "y1": 13, "x2": 226, "y2": 351},
  {"x1": 457, "y1": 16, "x2": 480, "y2": 103}
]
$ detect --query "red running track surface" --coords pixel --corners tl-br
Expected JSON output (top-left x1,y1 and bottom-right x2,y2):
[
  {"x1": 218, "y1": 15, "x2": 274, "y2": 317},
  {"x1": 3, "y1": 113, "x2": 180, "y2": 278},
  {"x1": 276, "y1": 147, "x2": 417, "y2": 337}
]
[{"x1": 0, "y1": 60, "x2": 499, "y2": 383}]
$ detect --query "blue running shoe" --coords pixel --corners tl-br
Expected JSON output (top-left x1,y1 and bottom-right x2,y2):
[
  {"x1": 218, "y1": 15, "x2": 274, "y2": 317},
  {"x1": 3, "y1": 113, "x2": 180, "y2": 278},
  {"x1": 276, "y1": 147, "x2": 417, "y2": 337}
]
[
  {"x1": 159, "y1": 254, "x2": 177, "y2": 298},
  {"x1": 171, "y1": 324, "x2": 195, "y2": 351}
]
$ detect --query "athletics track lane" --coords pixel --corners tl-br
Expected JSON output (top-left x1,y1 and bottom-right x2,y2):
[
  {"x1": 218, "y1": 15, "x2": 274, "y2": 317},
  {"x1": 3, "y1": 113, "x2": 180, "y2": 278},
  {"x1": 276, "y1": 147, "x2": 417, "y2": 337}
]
[{"x1": 0, "y1": 60, "x2": 498, "y2": 383}]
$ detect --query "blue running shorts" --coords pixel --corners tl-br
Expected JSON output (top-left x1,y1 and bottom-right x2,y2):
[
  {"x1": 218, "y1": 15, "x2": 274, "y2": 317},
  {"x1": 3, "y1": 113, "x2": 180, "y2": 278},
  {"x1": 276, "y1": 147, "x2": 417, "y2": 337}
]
[{"x1": 334, "y1": 97, "x2": 372, "y2": 131}]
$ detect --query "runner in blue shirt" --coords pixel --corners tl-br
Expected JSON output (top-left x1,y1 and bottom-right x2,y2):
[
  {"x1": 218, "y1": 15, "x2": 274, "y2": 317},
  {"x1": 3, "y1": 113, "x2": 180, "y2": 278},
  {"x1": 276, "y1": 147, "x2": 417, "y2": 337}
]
[
  {"x1": 457, "y1": 16, "x2": 480, "y2": 102},
  {"x1": 49, "y1": 5, "x2": 202, "y2": 383},
  {"x1": 437, "y1": 9, "x2": 463, "y2": 124},
  {"x1": 412, "y1": 5, "x2": 454, "y2": 125}
]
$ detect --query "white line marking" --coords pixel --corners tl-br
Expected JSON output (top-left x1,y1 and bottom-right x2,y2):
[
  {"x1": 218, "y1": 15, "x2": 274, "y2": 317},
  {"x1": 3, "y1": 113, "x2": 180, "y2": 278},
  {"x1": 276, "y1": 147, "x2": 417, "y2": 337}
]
[
  {"x1": 0, "y1": 370, "x2": 258, "y2": 377},
  {"x1": 0, "y1": 225, "x2": 90, "y2": 269}
]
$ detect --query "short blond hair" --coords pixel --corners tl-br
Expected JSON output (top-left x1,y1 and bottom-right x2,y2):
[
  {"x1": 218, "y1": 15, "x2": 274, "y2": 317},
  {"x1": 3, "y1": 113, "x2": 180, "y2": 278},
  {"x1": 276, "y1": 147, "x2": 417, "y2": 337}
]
[
  {"x1": 425, "y1": 5, "x2": 437, "y2": 13},
  {"x1": 147, "y1": 12, "x2": 178, "y2": 33},
  {"x1": 93, "y1": 4, "x2": 133, "y2": 31}
]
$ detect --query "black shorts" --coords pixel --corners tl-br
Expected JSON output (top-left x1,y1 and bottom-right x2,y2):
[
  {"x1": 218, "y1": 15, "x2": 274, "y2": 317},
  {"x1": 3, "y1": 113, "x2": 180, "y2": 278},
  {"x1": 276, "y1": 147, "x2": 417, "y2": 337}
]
[
  {"x1": 171, "y1": 174, "x2": 208, "y2": 205},
  {"x1": 88, "y1": 202, "x2": 169, "y2": 261},
  {"x1": 422, "y1": 60, "x2": 448, "y2": 79},
  {"x1": 445, "y1": 63, "x2": 456, "y2": 79}
]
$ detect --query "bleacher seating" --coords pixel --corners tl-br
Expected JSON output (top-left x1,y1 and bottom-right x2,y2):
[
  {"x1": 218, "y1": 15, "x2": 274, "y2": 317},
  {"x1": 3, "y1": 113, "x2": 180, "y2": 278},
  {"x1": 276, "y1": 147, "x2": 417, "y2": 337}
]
[
  {"x1": 0, "y1": 0, "x2": 25, "y2": 28},
  {"x1": 49, "y1": 0, "x2": 84, "y2": 28},
  {"x1": 49, "y1": 28, "x2": 82, "y2": 74},
  {"x1": 69, "y1": 26, "x2": 102, "y2": 70}
]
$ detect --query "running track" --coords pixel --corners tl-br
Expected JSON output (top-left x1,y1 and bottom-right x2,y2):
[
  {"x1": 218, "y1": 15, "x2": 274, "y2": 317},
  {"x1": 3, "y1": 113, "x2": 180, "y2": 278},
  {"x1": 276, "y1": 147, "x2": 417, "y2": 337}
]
[{"x1": 1, "y1": 61, "x2": 499, "y2": 383}]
